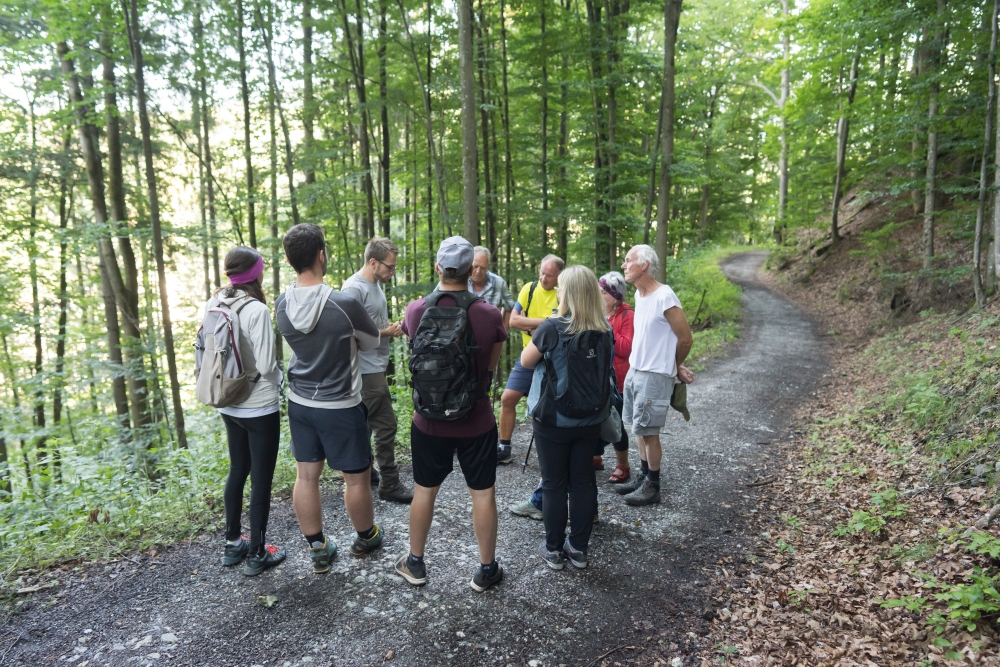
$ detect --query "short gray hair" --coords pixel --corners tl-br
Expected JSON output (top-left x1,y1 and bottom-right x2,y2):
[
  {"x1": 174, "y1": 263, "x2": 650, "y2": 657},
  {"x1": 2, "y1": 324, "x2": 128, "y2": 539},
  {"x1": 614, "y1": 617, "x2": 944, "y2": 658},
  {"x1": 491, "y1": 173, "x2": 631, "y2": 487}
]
[
  {"x1": 540, "y1": 254, "x2": 565, "y2": 272},
  {"x1": 473, "y1": 246, "x2": 491, "y2": 263},
  {"x1": 630, "y1": 244, "x2": 659, "y2": 276},
  {"x1": 599, "y1": 271, "x2": 627, "y2": 300}
]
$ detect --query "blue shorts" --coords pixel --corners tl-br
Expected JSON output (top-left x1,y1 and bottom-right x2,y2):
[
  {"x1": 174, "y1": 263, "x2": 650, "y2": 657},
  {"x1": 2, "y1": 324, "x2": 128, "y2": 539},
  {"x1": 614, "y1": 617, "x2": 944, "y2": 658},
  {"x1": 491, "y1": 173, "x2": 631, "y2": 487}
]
[
  {"x1": 288, "y1": 401, "x2": 373, "y2": 473},
  {"x1": 504, "y1": 359, "x2": 535, "y2": 395}
]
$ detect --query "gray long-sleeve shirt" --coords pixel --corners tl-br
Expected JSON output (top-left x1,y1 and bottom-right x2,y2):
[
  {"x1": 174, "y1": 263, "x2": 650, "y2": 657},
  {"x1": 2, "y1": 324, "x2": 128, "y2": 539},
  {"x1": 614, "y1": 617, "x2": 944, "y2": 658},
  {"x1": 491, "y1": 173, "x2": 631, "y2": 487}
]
[{"x1": 276, "y1": 283, "x2": 380, "y2": 409}]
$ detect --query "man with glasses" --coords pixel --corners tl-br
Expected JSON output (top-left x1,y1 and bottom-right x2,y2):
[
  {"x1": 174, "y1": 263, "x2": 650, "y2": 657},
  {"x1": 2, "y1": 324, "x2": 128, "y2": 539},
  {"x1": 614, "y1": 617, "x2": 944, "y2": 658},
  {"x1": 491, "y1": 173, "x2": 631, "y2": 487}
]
[
  {"x1": 469, "y1": 246, "x2": 515, "y2": 331},
  {"x1": 342, "y1": 237, "x2": 414, "y2": 503}
]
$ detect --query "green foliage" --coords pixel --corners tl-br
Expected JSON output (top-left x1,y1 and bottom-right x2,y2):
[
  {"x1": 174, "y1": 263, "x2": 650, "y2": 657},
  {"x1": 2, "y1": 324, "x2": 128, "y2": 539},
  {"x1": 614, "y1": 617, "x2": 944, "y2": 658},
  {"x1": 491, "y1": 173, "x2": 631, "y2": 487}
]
[
  {"x1": 870, "y1": 486, "x2": 908, "y2": 519},
  {"x1": 927, "y1": 569, "x2": 1000, "y2": 634},
  {"x1": 833, "y1": 510, "x2": 886, "y2": 537}
]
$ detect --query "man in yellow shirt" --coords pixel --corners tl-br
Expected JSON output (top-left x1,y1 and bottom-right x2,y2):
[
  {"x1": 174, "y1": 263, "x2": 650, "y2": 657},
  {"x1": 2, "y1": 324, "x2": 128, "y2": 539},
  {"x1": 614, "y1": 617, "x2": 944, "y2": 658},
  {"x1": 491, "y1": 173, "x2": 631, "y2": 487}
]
[{"x1": 497, "y1": 254, "x2": 564, "y2": 464}]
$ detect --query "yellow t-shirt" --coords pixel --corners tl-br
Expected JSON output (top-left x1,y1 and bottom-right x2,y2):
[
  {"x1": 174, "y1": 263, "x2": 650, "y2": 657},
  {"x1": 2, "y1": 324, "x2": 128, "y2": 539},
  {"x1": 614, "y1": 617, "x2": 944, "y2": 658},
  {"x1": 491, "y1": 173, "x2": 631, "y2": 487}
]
[{"x1": 515, "y1": 281, "x2": 559, "y2": 347}]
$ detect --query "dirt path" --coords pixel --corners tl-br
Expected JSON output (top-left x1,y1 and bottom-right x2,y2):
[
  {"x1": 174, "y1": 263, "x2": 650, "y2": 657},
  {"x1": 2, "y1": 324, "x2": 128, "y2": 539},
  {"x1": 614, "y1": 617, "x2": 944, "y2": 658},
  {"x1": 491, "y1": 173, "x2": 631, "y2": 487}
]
[{"x1": 1, "y1": 252, "x2": 827, "y2": 667}]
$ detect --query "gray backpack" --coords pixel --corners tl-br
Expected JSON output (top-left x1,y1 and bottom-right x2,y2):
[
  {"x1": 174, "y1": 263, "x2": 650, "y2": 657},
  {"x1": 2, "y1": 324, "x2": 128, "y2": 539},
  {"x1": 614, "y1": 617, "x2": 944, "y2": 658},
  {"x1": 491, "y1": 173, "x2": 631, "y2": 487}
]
[{"x1": 194, "y1": 298, "x2": 259, "y2": 408}]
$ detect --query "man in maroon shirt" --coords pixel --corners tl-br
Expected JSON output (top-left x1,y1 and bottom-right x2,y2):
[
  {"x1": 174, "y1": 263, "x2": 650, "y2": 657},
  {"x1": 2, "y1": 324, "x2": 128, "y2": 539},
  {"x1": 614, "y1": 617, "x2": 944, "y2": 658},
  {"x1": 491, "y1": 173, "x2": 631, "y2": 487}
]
[{"x1": 394, "y1": 236, "x2": 508, "y2": 592}]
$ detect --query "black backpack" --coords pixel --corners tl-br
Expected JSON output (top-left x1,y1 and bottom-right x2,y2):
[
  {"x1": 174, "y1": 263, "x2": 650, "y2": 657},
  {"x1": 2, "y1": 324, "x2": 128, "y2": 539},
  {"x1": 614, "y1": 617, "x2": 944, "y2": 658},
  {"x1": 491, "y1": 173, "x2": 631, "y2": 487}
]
[
  {"x1": 408, "y1": 290, "x2": 483, "y2": 421},
  {"x1": 531, "y1": 318, "x2": 613, "y2": 427}
]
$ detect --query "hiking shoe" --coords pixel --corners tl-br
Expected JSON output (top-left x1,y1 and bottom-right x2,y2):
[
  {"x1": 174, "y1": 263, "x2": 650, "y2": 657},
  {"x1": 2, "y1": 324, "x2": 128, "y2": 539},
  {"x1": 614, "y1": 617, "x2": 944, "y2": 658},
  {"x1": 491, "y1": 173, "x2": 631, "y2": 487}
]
[
  {"x1": 509, "y1": 499, "x2": 543, "y2": 520},
  {"x1": 378, "y1": 481, "x2": 414, "y2": 504},
  {"x1": 243, "y1": 544, "x2": 286, "y2": 576},
  {"x1": 309, "y1": 537, "x2": 338, "y2": 573},
  {"x1": 470, "y1": 563, "x2": 504, "y2": 592},
  {"x1": 623, "y1": 478, "x2": 661, "y2": 506},
  {"x1": 349, "y1": 525, "x2": 384, "y2": 556},
  {"x1": 562, "y1": 539, "x2": 587, "y2": 569},
  {"x1": 497, "y1": 443, "x2": 513, "y2": 465},
  {"x1": 370, "y1": 467, "x2": 381, "y2": 486},
  {"x1": 221, "y1": 536, "x2": 250, "y2": 566},
  {"x1": 538, "y1": 541, "x2": 565, "y2": 570},
  {"x1": 614, "y1": 472, "x2": 646, "y2": 495},
  {"x1": 394, "y1": 552, "x2": 427, "y2": 586}
]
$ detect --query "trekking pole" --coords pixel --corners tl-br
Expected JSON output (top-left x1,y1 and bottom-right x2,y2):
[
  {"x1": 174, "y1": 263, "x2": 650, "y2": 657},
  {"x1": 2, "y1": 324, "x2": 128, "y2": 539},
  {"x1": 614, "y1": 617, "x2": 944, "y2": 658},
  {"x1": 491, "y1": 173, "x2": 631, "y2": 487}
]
[{"x1": 521, "y1": 433, "x2": 534, "y2": 472}]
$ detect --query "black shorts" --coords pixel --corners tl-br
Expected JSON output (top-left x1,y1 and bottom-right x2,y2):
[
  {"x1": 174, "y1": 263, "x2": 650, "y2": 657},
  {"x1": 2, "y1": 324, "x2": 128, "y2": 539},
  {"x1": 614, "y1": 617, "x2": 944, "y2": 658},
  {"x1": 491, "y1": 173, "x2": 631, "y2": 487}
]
[
  {"x1": 411, "y1": 423, "x2": 498, "y2": 491},
  {"x1": 288, "y1": 401, "x2": 373, "y2": 473}
]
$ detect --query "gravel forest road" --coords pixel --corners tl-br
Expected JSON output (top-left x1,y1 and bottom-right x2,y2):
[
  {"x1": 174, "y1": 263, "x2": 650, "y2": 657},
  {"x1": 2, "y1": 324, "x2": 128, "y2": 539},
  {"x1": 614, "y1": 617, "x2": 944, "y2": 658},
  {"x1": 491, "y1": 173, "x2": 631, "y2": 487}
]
[{"x1": 1, "y1": 251, "x2": 826, "y2": 667}]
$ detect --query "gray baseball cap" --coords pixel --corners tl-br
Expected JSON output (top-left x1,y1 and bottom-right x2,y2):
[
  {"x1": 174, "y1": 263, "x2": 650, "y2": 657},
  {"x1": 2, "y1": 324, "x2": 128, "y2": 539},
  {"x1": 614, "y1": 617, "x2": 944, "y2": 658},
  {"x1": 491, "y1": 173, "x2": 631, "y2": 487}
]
[{"x1": 437, "y1": 236, "x2": 474, "y2": 273}]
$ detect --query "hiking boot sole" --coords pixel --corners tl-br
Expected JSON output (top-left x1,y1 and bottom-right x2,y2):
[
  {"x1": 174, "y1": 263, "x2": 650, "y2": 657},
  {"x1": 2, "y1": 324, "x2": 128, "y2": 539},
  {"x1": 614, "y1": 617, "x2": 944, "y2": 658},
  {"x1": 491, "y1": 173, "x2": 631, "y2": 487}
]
[{"x1": 623, "y1": 490, "x2": 661, "y2": 506}]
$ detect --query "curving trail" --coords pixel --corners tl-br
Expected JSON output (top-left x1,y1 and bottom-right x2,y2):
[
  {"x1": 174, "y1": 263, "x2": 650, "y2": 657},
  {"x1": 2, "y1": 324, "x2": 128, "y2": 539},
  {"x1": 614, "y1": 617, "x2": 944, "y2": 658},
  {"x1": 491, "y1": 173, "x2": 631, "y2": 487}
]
[{"x1": 1, "y1": 252, "x2": 826, "y2": 667}]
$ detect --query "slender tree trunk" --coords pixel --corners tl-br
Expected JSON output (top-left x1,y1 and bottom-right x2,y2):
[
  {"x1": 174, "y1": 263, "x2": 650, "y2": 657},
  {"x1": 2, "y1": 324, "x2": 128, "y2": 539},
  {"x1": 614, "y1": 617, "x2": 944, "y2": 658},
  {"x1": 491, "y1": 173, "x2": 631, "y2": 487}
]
[
  {"x1": 557, "y1": 14, "x2": 569, "y2": 262},
  {"x1": 266, "y1": 51, "x2": 284, "y2": 366},
  {"x1": 303, "y1": 0, "x2": 316, "y2": 187},
  {"x1": 52, "y1": 130, "x2": 73, "y2": 479},
  {"x1": 911, "y1": 35, "x2": 927, "y2": 217},
  {"x1": 124, "y1": 0, "x2": 188, "y2": 449},
  {"x1": 540, "y1": 0, "x2": 550, "y2": 252},
  {"x1": 256, "y1": 2, "x2": 301, "y2": 228},
  {"x1": 476, "y1": 0, "x2": 494, "y2": 248},
  {"x1": 26, "y1": 100, "x2": 47, "y2": 471},
  {"x1": 774, "y1": 0, "x2": 790, "y2": 243},
  {"x1": 58, "y1": 42, "x2": 131, "y2": 428},
  {"x1": 924, "y1": 0, "x2": 946, "y2": 269},
  {"x1": 200, "y1": 79, "x2": 220, "y2": 287},
  {"x1": 644, "y1": 98, "x2": 663, "y2": 244},
  {"x1": 458, "y1": 0, "x2": 479, "y2": 240},
  {"x1": 339, "y1": 0, "x2": 375, "y2": 236},
  {"x1": 975, "y1": 0, "x2": 999, "y2": 306},
  {"x1": 654, "y1": 0, "x2": 682, "y2": 282},
  {"x1": 237, "y1": 0, "x2": 256, "y2": 247},
  {"x1": 831, "y1": 45, "x2": 861, "y2": 244},
  {"x1": 193, "y1": 87, "x2": 210, "y2": 300},
  {"x1": 499, "y1": 0, "x2": 515, "y2": 268},
  {"x1": 379, "y1": 0, "x2": 391, "y2": 235},
  {"x1": 2, "y1": 334, "x2": 28, "y2": 491}
]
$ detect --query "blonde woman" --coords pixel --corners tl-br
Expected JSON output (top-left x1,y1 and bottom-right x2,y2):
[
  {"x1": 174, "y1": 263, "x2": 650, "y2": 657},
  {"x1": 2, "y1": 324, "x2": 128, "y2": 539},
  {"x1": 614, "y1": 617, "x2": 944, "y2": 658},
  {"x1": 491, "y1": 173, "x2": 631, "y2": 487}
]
[{"x1": 521, "y1": 266, "x2": 613, "y2": 570}]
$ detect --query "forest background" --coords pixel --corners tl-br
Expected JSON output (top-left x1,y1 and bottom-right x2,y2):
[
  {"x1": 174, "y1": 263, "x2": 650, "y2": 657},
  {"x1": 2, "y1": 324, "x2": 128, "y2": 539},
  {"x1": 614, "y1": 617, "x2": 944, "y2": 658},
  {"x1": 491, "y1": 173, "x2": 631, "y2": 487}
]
[{"x1": 1, "y1": 0, "x2": 998, "y2": 571}]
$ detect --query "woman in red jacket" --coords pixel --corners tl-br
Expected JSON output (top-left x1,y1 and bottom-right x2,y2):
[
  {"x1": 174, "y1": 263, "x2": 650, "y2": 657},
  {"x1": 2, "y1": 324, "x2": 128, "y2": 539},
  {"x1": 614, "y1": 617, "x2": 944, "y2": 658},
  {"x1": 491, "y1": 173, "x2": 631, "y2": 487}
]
[{"x1": 599, "y1": 271, "x2": 634, "y2": 483}]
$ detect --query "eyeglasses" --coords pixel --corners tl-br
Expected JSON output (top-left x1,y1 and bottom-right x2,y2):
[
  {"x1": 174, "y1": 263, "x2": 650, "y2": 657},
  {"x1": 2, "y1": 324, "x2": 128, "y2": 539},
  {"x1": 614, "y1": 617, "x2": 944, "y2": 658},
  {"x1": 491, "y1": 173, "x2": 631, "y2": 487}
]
[{"x1": 377, "y1": 259, "x2": 397, "y2": 272}]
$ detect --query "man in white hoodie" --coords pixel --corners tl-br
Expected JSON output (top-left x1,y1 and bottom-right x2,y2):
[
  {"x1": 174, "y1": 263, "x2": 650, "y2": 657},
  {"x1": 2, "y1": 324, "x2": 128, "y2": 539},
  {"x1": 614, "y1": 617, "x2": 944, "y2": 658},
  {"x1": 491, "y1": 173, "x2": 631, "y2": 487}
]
[{"x1": 276, "y1": 224, "x2": 385, "y2": 573}]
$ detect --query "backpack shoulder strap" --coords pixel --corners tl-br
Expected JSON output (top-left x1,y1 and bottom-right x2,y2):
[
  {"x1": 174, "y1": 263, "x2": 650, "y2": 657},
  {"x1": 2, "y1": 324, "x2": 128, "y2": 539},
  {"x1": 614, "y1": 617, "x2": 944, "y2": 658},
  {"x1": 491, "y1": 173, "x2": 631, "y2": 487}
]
[
  {"x1": 424, "y1": 289, "x2": 480, "y2": 312},
  {"x1": 234, "y1": 296, "x2": 257, "y2": 315},
  {"x1": 525, "y1": 280, "x2": 539, "y2": 315}
]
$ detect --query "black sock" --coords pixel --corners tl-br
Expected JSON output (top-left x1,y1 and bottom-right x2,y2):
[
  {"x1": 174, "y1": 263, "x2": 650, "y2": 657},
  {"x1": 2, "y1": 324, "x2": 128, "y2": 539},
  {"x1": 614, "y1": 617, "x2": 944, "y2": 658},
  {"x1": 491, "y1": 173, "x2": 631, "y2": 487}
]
[
  {"x1": 407, "y1": 553, "x2": 424, "y2": 567},
  {"x1": 648, "y1": 469, "x2": 660, "y2": 483},
  {"x1": 640, "y1": 459, "x2": 649, "y2": 476},
  {"x1": 499, "y1": 439, "x2": 511, "y2": 447},
  {"x1": 480, "y1": 560, "x2": 498, "y2": 577},
  {"x1": 305, "y1": 531, "x2": 325, "y2": 548},
  {"x1": 358, "y1": 525, "x2": 377, "y2": 541}
]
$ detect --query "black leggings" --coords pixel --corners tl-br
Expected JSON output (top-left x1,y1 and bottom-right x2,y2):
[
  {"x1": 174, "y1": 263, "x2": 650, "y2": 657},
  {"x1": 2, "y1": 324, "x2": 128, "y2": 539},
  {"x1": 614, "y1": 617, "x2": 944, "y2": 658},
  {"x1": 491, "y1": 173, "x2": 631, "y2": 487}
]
[
  {"x1": 221, "y1": 412, "x2": 281, "y2": 552},
  {"x1": 534, "y1": 423, "x2": 601, "y2": 554}
]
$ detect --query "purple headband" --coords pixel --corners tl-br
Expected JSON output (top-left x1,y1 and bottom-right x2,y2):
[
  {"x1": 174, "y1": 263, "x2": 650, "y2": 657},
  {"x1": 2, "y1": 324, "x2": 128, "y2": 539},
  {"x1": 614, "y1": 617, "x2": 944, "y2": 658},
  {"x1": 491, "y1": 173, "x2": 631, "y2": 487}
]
[
  {"x1": 599, "y1": 278, "x2": 623, "y2": 302},
  {"x1": 229, "y1": 255, "x2": 264, "y2": 285}
]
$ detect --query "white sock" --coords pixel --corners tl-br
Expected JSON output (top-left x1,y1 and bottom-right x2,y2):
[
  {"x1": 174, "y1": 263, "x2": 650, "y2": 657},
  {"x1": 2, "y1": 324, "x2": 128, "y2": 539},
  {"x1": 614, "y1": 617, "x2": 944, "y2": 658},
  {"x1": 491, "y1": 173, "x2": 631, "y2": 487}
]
[{"x1": 227, "y1": 536, "x2": 244, "y2": 546}]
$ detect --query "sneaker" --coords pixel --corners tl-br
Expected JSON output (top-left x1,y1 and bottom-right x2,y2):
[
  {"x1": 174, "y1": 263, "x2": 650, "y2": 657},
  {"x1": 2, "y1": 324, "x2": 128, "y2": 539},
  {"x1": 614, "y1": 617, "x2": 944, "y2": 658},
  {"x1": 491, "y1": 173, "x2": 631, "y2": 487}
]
[
  {"x1": 349, "y1": 525, "x2": 384, "y2": 556},
  {"x1": 221, "y1": 536, "x2": 250, "y2": 566},
  {"x1": 562, "y1": 539, "x2": 587, "y2": 569},
  {"x1": 370, "y1": 467, "x2": 381, "y2": 486},
  {"x1": 470, "y1": 562, "x2": 504, "y2": 592},
  {"x1": 614, "y1": 472, "x2": 646, "y2": 495},
  {"x1": 243, "y1": 544, "x2": 287, "y2": 576},
  {"x1": 623, "y1": 478, "x2": 661, "y2": 506},
  {"x1": 593, "y1": 456, "x2": 604, "y2": 470},
  {"x1": 509, "y1": 499, "x2": 543, "y2": 520},
  {"x1": 394, "y1": 552, "x2": 427, "y2": 586},
  {"x1": 497, "y1": 443, "x2": 513, "y2": 465},
  {"x1": 538, "y1": 541, "x2": 565, "y2": 570},
  {"x1": 378, "y1": 481, "x2": 414, "y2": 504},
  {"x1": 309, "y1": 537, "x2": 338, "y2": 573}
]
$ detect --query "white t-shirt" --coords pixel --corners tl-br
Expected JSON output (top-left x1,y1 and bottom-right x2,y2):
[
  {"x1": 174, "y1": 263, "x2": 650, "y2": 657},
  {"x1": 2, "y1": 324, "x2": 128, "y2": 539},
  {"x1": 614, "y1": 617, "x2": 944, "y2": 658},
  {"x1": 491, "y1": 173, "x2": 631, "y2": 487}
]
[{"x1": 629, "y1": 284, "x2": 683, "y2": 376}]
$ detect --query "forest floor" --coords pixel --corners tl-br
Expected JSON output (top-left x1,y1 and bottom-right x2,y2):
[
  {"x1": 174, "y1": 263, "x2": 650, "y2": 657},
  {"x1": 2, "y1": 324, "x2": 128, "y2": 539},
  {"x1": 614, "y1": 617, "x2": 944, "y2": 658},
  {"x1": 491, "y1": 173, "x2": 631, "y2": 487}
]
[{"x1": 0, "y1": 251, "x2": 829, "y2": 667}]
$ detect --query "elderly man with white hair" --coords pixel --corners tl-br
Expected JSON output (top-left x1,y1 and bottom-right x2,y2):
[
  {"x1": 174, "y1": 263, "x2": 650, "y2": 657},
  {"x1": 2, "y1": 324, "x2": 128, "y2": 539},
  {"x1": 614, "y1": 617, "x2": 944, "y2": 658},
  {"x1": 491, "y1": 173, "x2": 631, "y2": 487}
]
[
  {"x1": 468, "y1": 246, "x2": 516, "y2": 331},
  {"x1": 615, "y1": 244, "x2": 695, "y2": 506}
]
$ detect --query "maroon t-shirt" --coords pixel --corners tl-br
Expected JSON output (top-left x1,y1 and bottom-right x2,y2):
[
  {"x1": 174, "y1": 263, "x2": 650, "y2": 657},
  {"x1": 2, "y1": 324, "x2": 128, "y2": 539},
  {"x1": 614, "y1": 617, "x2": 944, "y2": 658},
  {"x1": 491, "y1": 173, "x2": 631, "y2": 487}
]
[{"x1": 403, "y1": 291, "x2": 508, "y2": 438}]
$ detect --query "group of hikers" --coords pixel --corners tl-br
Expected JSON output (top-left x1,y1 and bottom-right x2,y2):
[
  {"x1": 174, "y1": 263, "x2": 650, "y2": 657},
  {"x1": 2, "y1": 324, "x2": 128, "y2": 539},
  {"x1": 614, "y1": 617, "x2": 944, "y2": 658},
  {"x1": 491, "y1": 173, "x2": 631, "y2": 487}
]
[{"x1": 196, "y1": 223, "x2": 694, "y2": 590}]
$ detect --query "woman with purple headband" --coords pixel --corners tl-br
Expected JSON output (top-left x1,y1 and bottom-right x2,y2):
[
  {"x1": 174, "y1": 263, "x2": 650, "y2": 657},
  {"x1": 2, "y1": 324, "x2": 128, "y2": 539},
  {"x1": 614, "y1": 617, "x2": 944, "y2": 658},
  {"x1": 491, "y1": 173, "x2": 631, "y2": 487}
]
[
  {"x1": 210, "y1": 247, "x2": 287, "y2": 576},
  {"x1": 599, "y1": 271, "x2": 635, "y2": 483}
]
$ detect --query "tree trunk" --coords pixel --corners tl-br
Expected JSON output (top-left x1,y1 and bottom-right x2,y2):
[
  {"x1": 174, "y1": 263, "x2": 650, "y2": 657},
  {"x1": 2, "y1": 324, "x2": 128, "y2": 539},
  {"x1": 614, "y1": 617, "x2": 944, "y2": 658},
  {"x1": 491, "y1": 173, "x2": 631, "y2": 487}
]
[
  {"x1": 124, "y1": 0, "x2": 188, "y2": 449},
  {"x1": 654, "y1": 0, "x2": 682, "y2": 282},
  {"x1": 2, "y1": 333, "x2": 27, "y2": 491},
  {"x1": 540, "y1": 0, "x2": 550, "y2": 252},
  {"x1": 831, "y1": 45, "x2": 861, "y2": 244},
  {"x1": 911, "y1": 34, "x2": 927, "y2": 217},
  {"x1": 378, "y1": 0, "x2": 391, "y2": 235},
  {"x1": 303, "y1": 0, "x2": 316, "y2": 187},
  {"x1": 975, "y1": 0, "x2": 999, "y2": 306},
  {"x1": 924, "y1": 0, "x2": 946, "y2": 269},
  {"x1": 476, "y1": 0, "x2": 494, "y2": 248},
  {"x1": 458, "y1": 0, "x2": 479, "y2": 240},
  {"x1": 644, "y1": 98, "x2": 663, "y2": 245},
  {"x1": 499, "y1": 0, "x2": 515, "y2": 269},
  {"x1": 339, "y1": 0, "x2": 375, "y2": 237},
  {"x1": 199, "y1": 79, "x2": 221, "y2": 287},
  {"x1": 774, "y1": 0, "x2": 790, "y2": 243},
  {"x1": 52, "y1": 130, "x2": 73, "y2": 479},
  {"x1": 58, "y1": 42, "x2": 131, "y2": 428},
  {"x1": 27, "y1": 99, "x2": 47, "y2": 471},
  {"x1": 237, "y1": 0, "x2": 256, "y2": 247},
  {"x1": 193, "y1": 87, "x2": 211, "y2": 300},
  {"x1": 267, "y1": 41, "x2": 284, "y2": 366},
  {"x1": 557, "y1": 9, "x2": 569, "y2": 262}
]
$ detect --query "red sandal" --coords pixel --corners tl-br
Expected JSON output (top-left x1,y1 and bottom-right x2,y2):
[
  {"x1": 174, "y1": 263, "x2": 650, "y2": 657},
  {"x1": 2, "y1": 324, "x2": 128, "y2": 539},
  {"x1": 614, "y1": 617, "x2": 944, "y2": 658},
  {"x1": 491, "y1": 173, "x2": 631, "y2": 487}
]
[{"x1": 608, "y1": 465, "x2": 631, "y2": 484}]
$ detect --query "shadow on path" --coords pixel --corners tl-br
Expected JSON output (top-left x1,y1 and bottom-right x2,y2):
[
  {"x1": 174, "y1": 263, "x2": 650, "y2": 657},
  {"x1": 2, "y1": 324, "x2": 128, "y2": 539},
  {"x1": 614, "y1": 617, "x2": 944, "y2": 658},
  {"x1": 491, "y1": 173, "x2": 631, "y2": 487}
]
[{"x1": 3, "y1": 252, "x2": 826, "y2": 667}]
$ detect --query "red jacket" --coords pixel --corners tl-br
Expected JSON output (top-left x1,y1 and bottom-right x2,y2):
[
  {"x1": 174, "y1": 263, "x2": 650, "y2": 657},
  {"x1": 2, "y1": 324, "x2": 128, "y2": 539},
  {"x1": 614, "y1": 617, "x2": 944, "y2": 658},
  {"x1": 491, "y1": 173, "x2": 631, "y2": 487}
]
[{"x1": 608, "y1": 301, "x2": 634, "y2": 393}]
